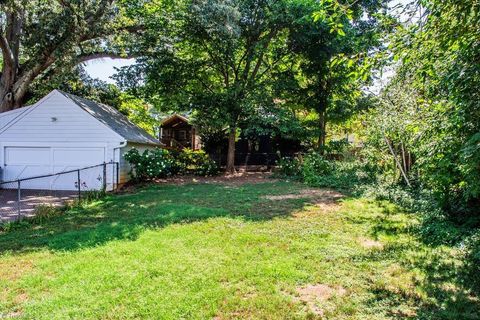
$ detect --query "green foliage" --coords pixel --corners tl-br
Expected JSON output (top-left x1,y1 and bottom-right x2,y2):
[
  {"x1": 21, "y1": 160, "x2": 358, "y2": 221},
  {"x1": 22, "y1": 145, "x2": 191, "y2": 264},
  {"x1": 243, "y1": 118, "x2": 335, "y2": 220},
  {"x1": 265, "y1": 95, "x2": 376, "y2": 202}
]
[
  {"x1": 30, "y1": 205, "x2": 63, "y2": 224},
  {"x1": 323, "y1": 139, "x2": 350, "y2": 157},
  {"x1": 118, "y1": 0, "x2": 306, "y2": 153},
  {"x1": 464, "y1": 233, "x2": 480, "y2": 294},
  {"x1": 288, "y1": 0, "x2": 385, "y2": 149},
  {"x1": 301, "y1": 152, "x2": 334, "y2": 184},
  {"x1": 175, "y1": 149, "x2": 219, "y2": 176},
  {"x1": 274, "y1": 157, "x2": 302, "y2": 178},
  {"x1": 116, "y1": 0, "x2": 386, "y2": 164},
  {"x1": 361, "y1": 0, "x2": 480, "y2": 215},
  {"x1": 276, "y1": 151, "x2": 375, "y2": 191},
  {"x1": 124, "y1": 148, "x2": 176, "y2": 180},
  {"x1": 117, "y1": 93, "x2": 160, "y2": 136},
  {"x1": 124, "y1": 148, "x2": 219, "y2": 180},
  {"x1": 80, "y1": 190, "x2": 107, "y2": 203},
  {"x1": 0, "y1": 0, "x2": 138, "y2": 110}
]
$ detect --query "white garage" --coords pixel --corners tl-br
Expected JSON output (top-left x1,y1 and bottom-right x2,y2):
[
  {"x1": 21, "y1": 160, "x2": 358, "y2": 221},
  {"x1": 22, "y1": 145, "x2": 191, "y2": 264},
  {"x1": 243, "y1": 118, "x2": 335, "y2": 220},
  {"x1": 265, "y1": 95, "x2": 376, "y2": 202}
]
[{"x1": 0, "y1": 90, "x2": 161, "y2": 191}]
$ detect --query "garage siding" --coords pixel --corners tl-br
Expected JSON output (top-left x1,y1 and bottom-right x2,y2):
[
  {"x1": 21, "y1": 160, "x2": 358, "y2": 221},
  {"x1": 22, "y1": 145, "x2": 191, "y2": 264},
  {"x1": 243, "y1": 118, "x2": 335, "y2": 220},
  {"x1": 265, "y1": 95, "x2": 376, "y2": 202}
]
[
  {"x1": 0, "y1": 91, "x2": 123, "y2": 190},
  {"x1": 2, "y1": 146, "x2": 111, "y2": 190},
  {"x1": 0, "y1": 92, "x2": 123, "y2": 144},
  {"x1": 0, "y1": 90, "x2": 160, "y2": 190}
]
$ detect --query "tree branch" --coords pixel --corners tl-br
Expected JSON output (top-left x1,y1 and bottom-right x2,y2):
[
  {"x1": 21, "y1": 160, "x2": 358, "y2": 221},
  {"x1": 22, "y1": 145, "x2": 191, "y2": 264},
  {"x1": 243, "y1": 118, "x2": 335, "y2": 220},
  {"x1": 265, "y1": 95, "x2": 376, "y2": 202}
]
[
  {"x1": 79, "y1": 25, "x2": 145, "y2": 43},
  {"x1": 77, "y1": 52, "x2": 136, "y2": 64},
  {"x1": 0, "y1": 28, "x2": 14, "y2": 69},
  {"x1": 249, "y1": 30, "x2": 277, "y2": 83}
]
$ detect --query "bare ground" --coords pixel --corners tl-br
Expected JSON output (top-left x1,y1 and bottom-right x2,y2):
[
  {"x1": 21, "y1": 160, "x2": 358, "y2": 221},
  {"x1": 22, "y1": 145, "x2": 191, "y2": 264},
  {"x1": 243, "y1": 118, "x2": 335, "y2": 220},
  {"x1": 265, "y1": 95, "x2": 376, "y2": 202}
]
[
  {"x1": 293, "y1": 284, "x2": 347, "y2": 316},
  {"x1": 120, "y1": 172, "x2": 278, "y2": 193}
]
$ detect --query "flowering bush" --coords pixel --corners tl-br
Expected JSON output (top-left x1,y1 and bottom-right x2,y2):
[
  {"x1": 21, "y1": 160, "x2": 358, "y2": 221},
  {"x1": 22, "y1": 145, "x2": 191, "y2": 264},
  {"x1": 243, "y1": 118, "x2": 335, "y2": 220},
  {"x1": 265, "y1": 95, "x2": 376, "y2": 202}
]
[
  {"x1": 275, "y1": 156, "x2": 302, "y2": 177},
  {"x1": 124, "y1": 148, "x2": 219, "y2": 180},
  {"x1": 124, "y1": 148, "x2": 176, "y2": 180}
]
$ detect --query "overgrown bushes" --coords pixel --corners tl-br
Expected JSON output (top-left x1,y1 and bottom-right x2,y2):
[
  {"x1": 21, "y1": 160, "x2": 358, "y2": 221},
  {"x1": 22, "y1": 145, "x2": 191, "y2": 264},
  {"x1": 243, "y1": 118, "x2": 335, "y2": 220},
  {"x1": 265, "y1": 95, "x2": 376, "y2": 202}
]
[
  {"x1": 173, "y1": 148, "x2": 219, "y2": 176},
  {"x1": 275, "y1": 151, "x2": 374, "y2": 191},
  {"x1": 124, "y1": 148, "x2": 219, "y2": 180}
]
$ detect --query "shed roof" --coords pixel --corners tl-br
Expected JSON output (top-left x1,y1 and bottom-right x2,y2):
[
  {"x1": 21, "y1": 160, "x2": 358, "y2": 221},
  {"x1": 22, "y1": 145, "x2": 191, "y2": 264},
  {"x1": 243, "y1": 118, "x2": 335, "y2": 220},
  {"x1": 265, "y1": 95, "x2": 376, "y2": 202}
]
[{"x1": 161, "y1": 113, "x2": 190, "y2": 126}]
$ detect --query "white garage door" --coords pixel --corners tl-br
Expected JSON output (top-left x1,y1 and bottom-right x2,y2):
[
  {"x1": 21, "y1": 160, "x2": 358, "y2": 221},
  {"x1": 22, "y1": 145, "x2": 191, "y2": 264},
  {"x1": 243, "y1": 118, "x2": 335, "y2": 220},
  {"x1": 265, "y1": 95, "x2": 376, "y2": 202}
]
[
  {"x1": 3, "y1": 147, "x2": 52, "y2": 189},
  {"x1": 3, "y1": 146, "x2": 106, "y2": 190}
]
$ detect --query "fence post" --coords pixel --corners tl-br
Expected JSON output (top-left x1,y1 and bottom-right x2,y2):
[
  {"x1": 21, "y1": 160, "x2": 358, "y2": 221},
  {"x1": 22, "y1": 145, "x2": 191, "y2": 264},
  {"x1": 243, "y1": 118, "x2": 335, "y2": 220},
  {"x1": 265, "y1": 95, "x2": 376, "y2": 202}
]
[
  {"x1": 77, "y1": 169, "x2": 81, "y2": 200},
  {"x1": 111, "y1": 162, "x2": 115, "y2": 191},
  {"x1": 17, "y1": 180, "x2": 21, "y2": 218},
  {"x1": 102, "y1": 162, "x2": 107, "y2": 192},
  {"x1": 116, "y1": 162, "x2": 119, "y2": 190}
]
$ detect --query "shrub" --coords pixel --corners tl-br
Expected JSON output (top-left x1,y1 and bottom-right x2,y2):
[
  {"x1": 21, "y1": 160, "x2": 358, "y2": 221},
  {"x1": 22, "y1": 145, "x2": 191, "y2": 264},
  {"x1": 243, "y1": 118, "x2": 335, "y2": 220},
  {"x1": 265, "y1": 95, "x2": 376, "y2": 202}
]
[
  {"x1": 124, "y1": 148, "x2": 219, "y2": 180},
  {"x1": 176, "y1": 149, "x2": 219, "y2": 176},
  {"x1": 301, "y1": 152, "x2": 334, "y2": 185},
  {"x1": 124, "y1": 148, "x2": 176, "y2": 180},
  {"x1": 275, "y1": 156, "x2": 301, "y2": 178},
  {"x1": 464, "y1": 232, "x2": 480, "y2": 295},
  {"x1": 324, "y1": 139, "x2": 350, "y2": 155},
  {"x1": 276, "y1": 151, "x2": 377, "y2": 191},
  {"x1": 304, "y1": 159, "x2": 375, "y2": 191}
]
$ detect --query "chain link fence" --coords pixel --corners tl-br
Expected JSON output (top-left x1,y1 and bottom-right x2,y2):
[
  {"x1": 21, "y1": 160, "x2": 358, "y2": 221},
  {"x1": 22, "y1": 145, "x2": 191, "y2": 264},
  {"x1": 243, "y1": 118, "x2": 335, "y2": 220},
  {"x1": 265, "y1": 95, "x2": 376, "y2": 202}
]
[{"x1": 0, "y1": 162, "x2": 119, "y2": 223}]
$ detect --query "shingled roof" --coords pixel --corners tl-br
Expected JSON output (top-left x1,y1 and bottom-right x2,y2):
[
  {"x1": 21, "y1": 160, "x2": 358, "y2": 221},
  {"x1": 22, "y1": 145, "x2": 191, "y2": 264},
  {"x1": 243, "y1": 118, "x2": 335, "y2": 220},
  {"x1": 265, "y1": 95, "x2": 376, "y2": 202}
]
[{"x1": 57, "y1": 90, "x2": 161, "y2": 145}]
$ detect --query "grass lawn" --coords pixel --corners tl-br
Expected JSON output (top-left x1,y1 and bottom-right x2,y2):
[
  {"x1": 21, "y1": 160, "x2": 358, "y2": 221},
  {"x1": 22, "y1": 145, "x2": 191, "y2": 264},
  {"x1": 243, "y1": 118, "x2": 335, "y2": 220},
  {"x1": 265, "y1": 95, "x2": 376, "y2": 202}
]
[{"x1": 0, "y1": 179, "x2": 478, "y2": 319}]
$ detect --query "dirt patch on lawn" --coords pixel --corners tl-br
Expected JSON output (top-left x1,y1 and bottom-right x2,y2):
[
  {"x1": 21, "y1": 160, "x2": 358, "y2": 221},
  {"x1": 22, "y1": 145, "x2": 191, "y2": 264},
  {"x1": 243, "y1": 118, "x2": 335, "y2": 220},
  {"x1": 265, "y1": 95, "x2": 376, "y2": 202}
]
[
  {"x1": 359, "y1": 237, "x2": 384, "y2": 249},
  {"x1": 0, "y1": 258, "x2": 34, "y2": 281},
  {"x1": 158, "y1": 172, "x2": 276, "y2": 186},
  {"x1": 264, "y1": 189, "x2": 344, "y2": 213},
  {"x1": 264, "y1": 189, "x2": 342, "y2": 202},
  {"x1": 294, "y1": 284, "x2": 347, "y2": 316},
  {"x1": 120, "y1": 172, "x2": 277, "y2": 193}
]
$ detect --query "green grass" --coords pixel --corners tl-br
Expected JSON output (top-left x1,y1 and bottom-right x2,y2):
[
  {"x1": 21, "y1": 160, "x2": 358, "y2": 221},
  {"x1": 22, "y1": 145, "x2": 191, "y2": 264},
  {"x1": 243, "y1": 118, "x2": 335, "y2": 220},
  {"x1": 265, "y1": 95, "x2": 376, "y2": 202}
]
[{"x1": 0, "y1": 181, "x2": 478, "y2": 319}]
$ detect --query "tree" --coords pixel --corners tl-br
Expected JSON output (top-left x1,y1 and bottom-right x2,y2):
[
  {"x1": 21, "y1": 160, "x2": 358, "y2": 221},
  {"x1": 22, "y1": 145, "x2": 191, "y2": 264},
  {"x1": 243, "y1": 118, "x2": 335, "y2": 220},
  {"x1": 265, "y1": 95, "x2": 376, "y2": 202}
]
[
  {"x1": 288, "y1": 0, "x2": 385, "y2": 152},
  {"x1": 116, "y1": 0, "x2": 304, "y2": 173},
  {"x1": 364, "y1": 0, "x2": 480, "y2": 213},
  {"x1": 0, "y1": 0, "x2": 138, "y2": 112}
]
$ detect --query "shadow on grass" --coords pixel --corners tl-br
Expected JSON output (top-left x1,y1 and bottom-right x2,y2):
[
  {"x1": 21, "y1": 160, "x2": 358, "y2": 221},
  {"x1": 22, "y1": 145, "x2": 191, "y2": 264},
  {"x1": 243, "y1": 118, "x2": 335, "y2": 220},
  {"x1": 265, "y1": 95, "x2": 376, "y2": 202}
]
[
  {"x1": 0, "y1": 181, "x2": 321, "y2": 253},
  {"x1": 352, "y1": 202, "x2": 480, "y2": 319}
]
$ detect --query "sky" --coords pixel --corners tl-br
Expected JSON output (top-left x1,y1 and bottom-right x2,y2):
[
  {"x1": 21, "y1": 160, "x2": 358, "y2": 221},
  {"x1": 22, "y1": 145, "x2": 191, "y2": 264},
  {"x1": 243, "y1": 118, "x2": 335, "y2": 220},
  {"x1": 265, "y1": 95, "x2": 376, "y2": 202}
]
[{"x1": 84, "y1": 58, "x2": 135, "y2": 84}]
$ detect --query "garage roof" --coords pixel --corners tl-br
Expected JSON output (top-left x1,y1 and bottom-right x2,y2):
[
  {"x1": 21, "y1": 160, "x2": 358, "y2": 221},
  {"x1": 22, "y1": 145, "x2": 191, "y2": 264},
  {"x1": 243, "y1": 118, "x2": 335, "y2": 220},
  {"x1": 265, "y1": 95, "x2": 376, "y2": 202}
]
[
  {"x1": 0, "y1": 105, "x2": 31, "y2": 130},
  {"x1": 0, "y1": 90, "x2": 161, "y2": 146},
  {"x1": 57, "y1": 91, "x2": 161, "y2": 146}
]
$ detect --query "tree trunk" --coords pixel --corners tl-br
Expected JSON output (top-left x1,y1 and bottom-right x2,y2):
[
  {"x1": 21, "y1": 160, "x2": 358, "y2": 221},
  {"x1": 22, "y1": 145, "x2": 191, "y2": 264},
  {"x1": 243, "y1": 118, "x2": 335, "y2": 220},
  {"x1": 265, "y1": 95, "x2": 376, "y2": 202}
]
[
  {"x1": 226, "y1": 126, "x2": 236, "y2": 174},
  {"x1": 0, "y1": 11, "x2": 25, "y2": 113},
  {"x1": 317, "y1": 110, "x2": 326, "y2": 154},
  {"x1": 383, "y1": 134, "x2": 411, "y2": 187},
  {"x1": 0, "y1": 77, "x2": 16, "y2": 113},
  {"x1": 0, "y1": 75, "x2": 31, "y2": 112}
]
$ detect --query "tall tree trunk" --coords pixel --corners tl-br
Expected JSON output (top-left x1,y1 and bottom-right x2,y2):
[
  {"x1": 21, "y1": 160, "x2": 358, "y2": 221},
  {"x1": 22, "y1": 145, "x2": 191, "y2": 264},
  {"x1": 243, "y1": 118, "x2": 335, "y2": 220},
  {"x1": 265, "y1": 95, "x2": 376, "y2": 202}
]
[
  {"x1": 226, "y1": 126, "x2": 236, "y2": 174},
  {"x1": 317, "y1": 110, "x2": 326, "y2": 154},
  {"x1": 0, "y1": 73, "x2": 32, "y2": 112},
  {"x1": 0, "y1": 10, "x2": 25, "y2": 112},
  {"x1": 0, "y1": 53, "x2": 57, "y2": 112},
  {"x1": 0, "y1": 74, "x2": 16, "y2": 112}
]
